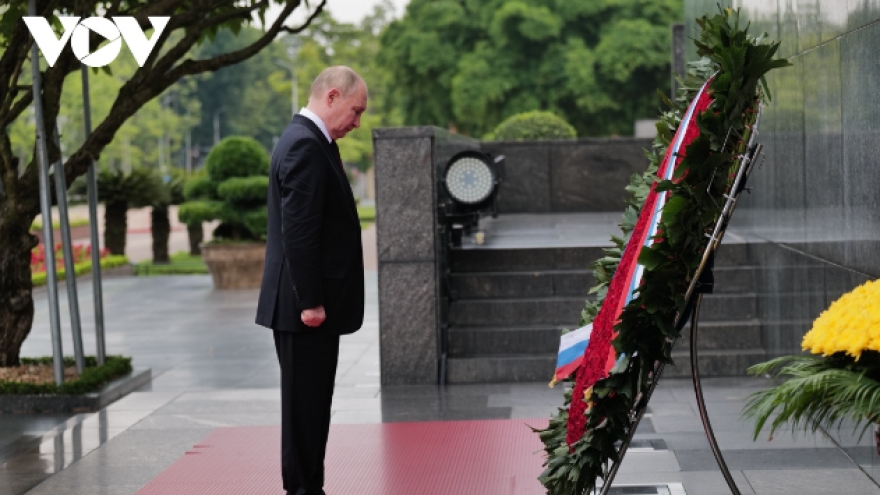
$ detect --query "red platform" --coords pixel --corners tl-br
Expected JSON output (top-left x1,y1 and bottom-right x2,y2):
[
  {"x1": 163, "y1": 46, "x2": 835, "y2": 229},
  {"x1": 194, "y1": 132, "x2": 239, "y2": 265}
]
[{"x1": 136, "y1": 419, "x2": 549, "y2": 495}]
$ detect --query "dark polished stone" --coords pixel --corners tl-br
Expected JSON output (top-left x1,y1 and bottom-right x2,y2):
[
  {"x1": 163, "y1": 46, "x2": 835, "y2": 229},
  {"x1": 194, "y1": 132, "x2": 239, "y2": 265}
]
[
  {"x1": 481, "y1": 142, "x2": 551, "y2": 213},
  {"x1": 373, "y1": 136, "x2": 435, "y2": 262},
  {"x1": 378, "y1": 262, "x2": 438, "y2": 385},
  {"x1": 841, "y1": 23, "x2": 880, "y2": 278},
  {"x1": 548, "y1": 139, "x2": 651, "y2": 212}
]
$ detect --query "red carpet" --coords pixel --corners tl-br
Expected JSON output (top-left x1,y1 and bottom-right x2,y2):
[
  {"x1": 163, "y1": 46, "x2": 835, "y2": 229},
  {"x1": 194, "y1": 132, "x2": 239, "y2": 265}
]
[{"x1": 136, "y1": 419, "x2": 549, "y2": 495}]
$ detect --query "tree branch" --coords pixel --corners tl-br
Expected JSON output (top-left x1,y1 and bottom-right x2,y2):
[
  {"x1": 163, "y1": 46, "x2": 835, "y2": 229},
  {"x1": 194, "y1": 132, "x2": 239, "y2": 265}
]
[
  {"x1": 281, "y1": 0, "x2": 327, "y2": 34},
  {"x1": 162, "y1": 0, "x2": 309, "y2": 82},
  {"x1": 54, "y1": 0, "x2": 318, "y2": 206}
]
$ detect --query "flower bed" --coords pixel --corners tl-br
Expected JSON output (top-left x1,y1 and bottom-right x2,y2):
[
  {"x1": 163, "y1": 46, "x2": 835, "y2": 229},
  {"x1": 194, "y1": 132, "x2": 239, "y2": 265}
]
[
  {"x1": 0, "y1": 356, "x2": 132, "y2": 395},
  {"x1": 31, "y1": 243, "x2": 128, "y2": 286}
]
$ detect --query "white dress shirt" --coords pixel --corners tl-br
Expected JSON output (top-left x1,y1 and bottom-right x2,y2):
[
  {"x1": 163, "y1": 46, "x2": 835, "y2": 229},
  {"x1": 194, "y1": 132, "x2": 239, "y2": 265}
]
[{"x1": 299, "y1": 107, "x2": 332, "y2": 143}]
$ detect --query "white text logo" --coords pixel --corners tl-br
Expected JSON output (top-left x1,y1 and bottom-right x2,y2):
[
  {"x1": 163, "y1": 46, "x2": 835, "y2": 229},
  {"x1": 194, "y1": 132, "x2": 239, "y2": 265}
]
[{"x1": 23, "y1": 16, "x2": 170, "y2": 67}]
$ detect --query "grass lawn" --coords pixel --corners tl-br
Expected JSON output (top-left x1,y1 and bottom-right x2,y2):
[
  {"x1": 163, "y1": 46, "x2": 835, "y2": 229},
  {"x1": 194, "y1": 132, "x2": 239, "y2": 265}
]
[
  {"x1": 134, "y1": 252, "x2": 208, "y2": 276},
  {"x1": 358, "y1": 205, "x2": 375, "y2": 230}
]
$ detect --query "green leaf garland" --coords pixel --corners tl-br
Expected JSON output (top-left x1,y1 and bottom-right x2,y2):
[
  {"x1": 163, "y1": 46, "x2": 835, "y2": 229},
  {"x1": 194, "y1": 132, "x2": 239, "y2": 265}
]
[{"x1": 536, "y1": 8, "x2": 791, "y2": 494}]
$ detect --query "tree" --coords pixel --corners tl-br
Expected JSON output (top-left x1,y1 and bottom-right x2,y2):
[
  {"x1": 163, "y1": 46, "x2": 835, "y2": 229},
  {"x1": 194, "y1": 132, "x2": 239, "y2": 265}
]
[
  {"x1": 379, "y1": 0, "x2": 681, "y2": 137},
  {"x1": 0, "y1": 0, "x2": 326, "y2": 367},
  {"x1": 94, "y1": 166, "x2": 167, "y2": 256},
  {"x1": 151, "y1": 169, "x2": 187, "y2": 264}
]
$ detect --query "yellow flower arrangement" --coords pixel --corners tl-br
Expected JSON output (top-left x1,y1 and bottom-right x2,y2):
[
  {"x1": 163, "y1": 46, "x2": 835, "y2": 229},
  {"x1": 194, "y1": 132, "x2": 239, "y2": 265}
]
[{"x1": 801, "y1": 279, "x2": 880, "y2": 360}]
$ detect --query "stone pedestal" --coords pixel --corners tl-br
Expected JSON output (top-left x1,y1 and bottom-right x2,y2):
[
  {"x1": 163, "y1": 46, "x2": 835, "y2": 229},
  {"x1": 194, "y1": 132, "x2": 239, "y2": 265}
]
[
  {"x1": 373, "y1": 127, "x2": 478, "y2": 385},
  {"x1": 201, "y1": 242, "x2": 265, "y2": 289}
]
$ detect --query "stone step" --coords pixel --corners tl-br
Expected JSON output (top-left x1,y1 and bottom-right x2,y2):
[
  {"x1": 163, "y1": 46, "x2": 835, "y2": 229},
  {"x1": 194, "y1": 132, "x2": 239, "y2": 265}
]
[
  {"x1": 448, "y1": 292, "x2": 754, "y2": 327},
  {"x1": 697, "y1": 293, "x2": 757, "y2": 321},
  {"x1": 448, "y1": 297, "x2": 588, "y2": 327},
  {"x1": 711, "y1": 265, "x2": 756, "y2": 294},
  {"x1": 446, "y1": 354, "x2": 556, "y2": 383},
  {"x1": 448, "y1": 325, "x2": 564, "y2": 356},
  {"x1": 450, "y1": 247, "x2": 605, "y2": 272},
  {"x1": 664, "y1": 348, "x2": 768, "y2": 377},
  {"x1": 675, "y1": 319, "x2": 763, "y2": 350},
  {"x1": 448, "y1": 318, "x2": 761, "y2": 359},
  {"x1": 450, "y1": 242, "x2": 752, "y2": 273},
  {"x1": 449, "y1": 270, "x2": 594, "y2": 299}
]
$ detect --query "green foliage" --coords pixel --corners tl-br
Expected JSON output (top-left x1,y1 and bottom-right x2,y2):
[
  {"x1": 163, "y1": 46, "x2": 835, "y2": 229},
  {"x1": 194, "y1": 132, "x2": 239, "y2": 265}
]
[
  {"x1": 379, "y1": 0, "x2": 681, "y2": 137},
  {"x1": 204, "y1": 137, "x2": 270, "y2": 182},
  {"x1": 32, "y1": 255, "x2": 129, "y2": 287},
  {"x1": 744, "y1": 353, "x2": 880, "y2": 442},
  {"x1": 134, "y1": 252, "x2": 208, "y2": 276},
  {"x1": 177, "y1": 201, "x2": 224, "y2": 225},
  {"x1": 0, "y1": 356, "x2": 133, "y2": 395},
  {"x1": 31, "y1": 219, "x2": 89, "y2": 231},
  {"x1": 180, "y1": 136, "x2": 269, "y2": 240},
  {"x1": 484, "y1": 111, "x2": 576, "y2": 141},
  {"x1": 217, "y1": 177, "x2": 270, "y2": 204},
  {"x1": 184, "y1": 175, "x2": 218, "y2": 201},
  {"x1": 95, "y1": 167, "x2": 169, "y2": 208},
  {"x1": 537, "y1": 8, "x2": 790, "y2": 494}
]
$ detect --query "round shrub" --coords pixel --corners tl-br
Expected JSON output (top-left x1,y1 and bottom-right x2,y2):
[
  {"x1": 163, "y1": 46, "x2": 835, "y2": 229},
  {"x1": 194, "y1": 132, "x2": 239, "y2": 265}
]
[
  {"x1": 217, "y1": 176, "x2": 270, "y2": 204},
  {"x1": 184, "y1": 175, "x2": 217, "y2": 201},
  {"x1": 205, "y1": 136, "x2": 270, "y2": 182},
  {"x1": 178, "y1": 136, "x2": 271, "y2": 241},
  {"x1": 484, "y1": 111, "x2": 576, "y2": 141},
  {"x1": 178, "y1": 200, "x2": 223, "y2": 225}
]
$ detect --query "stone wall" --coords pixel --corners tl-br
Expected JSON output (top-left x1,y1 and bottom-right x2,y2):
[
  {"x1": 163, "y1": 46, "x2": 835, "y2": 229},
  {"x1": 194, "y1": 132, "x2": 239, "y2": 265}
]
[
  {"x1": 482, "y1": 138, "x2": 653, "y2": 213},
  {"x1": 373, "y1": 129, "x2": 652, "y2": 385},
  {"x1": 686, "y1": 0, "x2": 880, "y2": 357}
]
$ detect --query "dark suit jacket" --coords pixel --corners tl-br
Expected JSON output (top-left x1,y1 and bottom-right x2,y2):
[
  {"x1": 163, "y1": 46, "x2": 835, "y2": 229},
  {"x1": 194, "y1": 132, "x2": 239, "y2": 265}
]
[{"x1": 256, "y1": 115, "x2": 365, "y2": 335}]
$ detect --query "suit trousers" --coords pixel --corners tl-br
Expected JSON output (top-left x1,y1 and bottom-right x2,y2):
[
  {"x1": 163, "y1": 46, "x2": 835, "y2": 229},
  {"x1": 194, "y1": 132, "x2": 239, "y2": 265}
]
[{"x1": 273, "y1": 330, "x2": 340, "y2": 495}]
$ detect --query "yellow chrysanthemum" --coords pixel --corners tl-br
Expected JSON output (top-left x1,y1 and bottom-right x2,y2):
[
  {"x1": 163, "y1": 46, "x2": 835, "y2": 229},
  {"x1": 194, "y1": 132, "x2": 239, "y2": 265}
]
[{"x1": 802, "y1": 279, "x2": 880, "y2": 360}]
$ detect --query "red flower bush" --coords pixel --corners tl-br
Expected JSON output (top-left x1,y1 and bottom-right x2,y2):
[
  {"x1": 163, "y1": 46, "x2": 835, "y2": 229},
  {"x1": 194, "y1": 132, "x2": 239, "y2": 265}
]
[{"x1": 30, "y1": 243, "x2": 109, "y2": 274}]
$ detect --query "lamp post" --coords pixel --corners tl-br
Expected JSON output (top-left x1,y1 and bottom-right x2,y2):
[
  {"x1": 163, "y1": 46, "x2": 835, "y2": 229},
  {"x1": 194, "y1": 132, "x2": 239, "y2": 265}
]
[
  {"x1": 213, "y1": 106, "x2": 227, "y2": 146},
  {"x1": 274, "y1": 59, "x2": 298, "y2": 117}
]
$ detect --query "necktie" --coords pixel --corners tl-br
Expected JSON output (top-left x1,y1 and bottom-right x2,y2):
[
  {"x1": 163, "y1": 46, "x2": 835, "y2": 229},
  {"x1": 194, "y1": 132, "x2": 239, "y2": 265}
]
[{"x1": 330, "y1": 141, "x2": 344, "y2": 171}]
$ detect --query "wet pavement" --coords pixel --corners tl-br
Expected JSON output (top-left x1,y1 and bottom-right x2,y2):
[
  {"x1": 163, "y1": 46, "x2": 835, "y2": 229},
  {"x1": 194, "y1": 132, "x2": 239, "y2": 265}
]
[{"x1": 1, "y1": 271, "x2": 878, "y2": 494}]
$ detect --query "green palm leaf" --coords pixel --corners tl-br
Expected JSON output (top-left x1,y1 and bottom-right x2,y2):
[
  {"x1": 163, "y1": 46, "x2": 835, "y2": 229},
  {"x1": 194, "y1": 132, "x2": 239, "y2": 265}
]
[{"x1": 743, "y1": 355, "x2": 880, "y2": 441}]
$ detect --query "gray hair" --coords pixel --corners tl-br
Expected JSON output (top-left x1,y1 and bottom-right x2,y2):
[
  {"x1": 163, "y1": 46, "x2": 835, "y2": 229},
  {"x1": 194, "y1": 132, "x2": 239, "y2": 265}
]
[{"x1": 309, "y1": 66, "x2": 366, "y2": 100}]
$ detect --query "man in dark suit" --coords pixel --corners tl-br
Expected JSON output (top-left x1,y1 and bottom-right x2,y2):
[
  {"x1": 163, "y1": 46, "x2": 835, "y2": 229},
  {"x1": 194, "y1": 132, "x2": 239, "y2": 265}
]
[{"x1": 256, "y1": 66, "x2": 367, "y2": 495}]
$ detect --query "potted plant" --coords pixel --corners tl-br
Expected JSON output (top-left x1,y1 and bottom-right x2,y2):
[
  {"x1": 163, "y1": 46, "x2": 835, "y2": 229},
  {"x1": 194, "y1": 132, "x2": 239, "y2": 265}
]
[
  {"x1": 177, "y1": 136, "x2": 269, "y2": 289},
  {"x1": 743, "y1": 279, "x2": 880, "y2": 451}
]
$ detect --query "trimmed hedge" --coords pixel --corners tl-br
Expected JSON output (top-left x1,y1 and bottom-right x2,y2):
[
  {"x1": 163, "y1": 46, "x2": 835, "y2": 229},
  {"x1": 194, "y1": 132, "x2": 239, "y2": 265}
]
[
  {"x1": 178, "y1": 136, "x2": 270, "y2": 241},
  {"x1": 32, "y1": 255, "x2": 129, "y2": 287},
  {"x1": 183, "y1": 175, "x2": 218, "y2": 201},
  {"x1": 484, "y1": 111, "x2": 576, "y2": 141},
  {"x1": 205, "y1": 137, "x2": 269, "y2": 182},
  {"x1": 177, "y1": 200, "x2": 223, "y2": 225},
  {"x1": 0, "y1": 355, "x2": 133, "y2": 395},
  {"x1": 217, "y1": 176, "x2": 270, "y2": 204}
]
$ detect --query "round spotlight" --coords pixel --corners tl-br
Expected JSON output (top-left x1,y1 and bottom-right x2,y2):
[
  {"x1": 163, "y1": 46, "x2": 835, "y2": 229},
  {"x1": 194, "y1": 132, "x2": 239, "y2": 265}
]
[{"x1": 444, "y1": 152, "x2": 496, "y2": 205}]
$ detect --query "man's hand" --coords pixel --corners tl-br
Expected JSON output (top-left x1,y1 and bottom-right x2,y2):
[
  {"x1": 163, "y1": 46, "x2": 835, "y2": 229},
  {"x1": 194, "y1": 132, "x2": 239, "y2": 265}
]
[{"x1": 301, "y1": 306, "x2": 326, "y2": 327}]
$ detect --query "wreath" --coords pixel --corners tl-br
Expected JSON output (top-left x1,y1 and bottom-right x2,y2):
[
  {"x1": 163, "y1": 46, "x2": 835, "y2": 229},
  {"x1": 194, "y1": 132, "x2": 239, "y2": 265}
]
[{"x1": 536, "y1": 9, "x2": 791, "y2": 494}]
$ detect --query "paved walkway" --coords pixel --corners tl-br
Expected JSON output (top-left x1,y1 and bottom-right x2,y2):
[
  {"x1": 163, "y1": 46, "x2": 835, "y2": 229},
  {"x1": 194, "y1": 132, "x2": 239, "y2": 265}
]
[{"x1": 2, "y1": 268, "x2": 879, "y2": 492}]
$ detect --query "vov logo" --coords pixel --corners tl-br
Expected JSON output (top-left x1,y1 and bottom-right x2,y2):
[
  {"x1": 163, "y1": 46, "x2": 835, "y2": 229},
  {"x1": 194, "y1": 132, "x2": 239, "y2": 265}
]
[{"x1": 23, "y1": 16, "x2": 170, "y2": 68}]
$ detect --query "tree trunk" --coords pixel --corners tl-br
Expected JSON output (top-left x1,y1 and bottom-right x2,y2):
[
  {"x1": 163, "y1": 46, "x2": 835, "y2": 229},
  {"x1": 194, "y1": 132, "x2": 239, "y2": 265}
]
[
  {"x1": 0, "y1": 215, "x2": 39, "y2": 367},
  {"x1": 187, "y1": 222, "x2": 203, "y2": 256},
  {"x1": 104, "y1": 200, "x2": 128, "y2": 256},
  {"x1": 151, "y1": 206, "x2": 170, "y2": 264}
]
